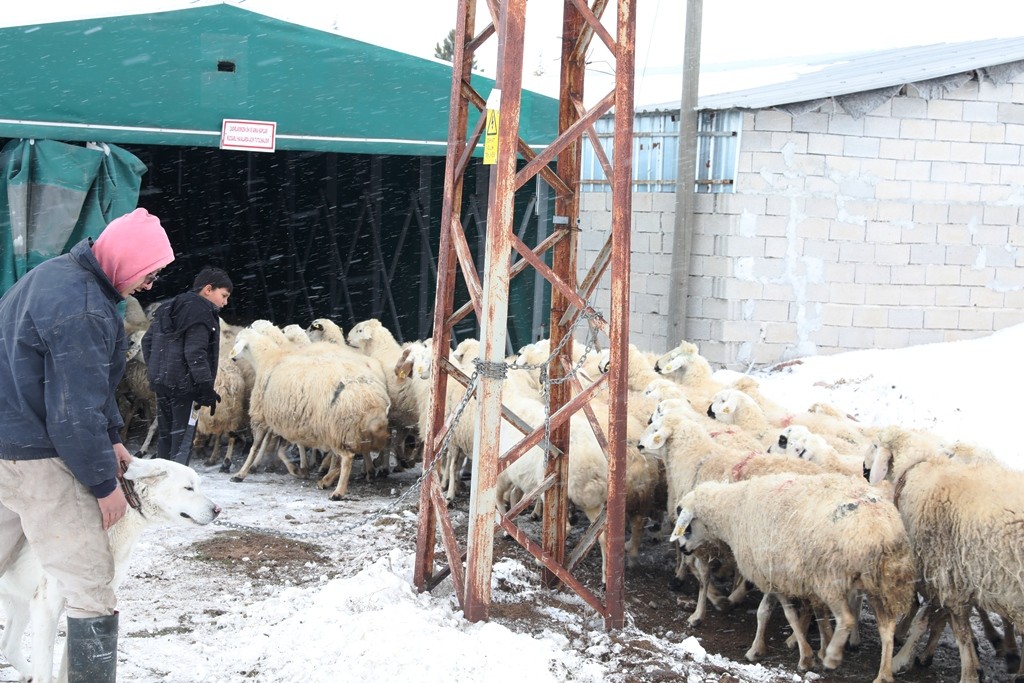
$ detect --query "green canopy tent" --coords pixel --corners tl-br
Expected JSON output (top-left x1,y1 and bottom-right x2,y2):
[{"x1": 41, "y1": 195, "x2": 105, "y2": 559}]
[
  {"x1": 0, "y1": 139, "x2": 146, "y2": 293},
  {"x1": 0, "y1": 4, "x2": 557, "y2": 155},
  {"x1": 0, "y1": 4, "x2": 559, "y2": 344}
]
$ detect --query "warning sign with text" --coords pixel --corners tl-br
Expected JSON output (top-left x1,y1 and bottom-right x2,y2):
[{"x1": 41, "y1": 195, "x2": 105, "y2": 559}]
[{"x1": 220, "y1": 119, "x2": 277, "y2": 152}]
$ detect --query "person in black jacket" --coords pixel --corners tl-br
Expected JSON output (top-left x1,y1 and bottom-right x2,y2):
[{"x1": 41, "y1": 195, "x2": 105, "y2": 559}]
[{"x1": 142, "y1": 266, "x2": 232, "y2": 466}]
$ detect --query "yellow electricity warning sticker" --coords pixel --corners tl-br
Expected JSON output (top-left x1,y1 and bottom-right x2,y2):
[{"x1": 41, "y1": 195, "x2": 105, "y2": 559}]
[{"x1": 483, "y1": 108, "x2": 499, "y2": 165}]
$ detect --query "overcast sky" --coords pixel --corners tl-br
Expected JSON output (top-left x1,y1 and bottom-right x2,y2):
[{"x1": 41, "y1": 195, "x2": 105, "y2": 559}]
[{"x1": 5, "y1": 0, "x2": 1024, "y2": 104}]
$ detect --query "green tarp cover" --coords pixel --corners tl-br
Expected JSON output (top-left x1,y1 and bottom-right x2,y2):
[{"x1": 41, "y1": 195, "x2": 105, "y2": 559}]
[
  {"x1": 0, "y1": 139, "x2": 146, "y2": 292},
  {"x1": 0, "y1": 5, "x2": 559, "y2": 156}
]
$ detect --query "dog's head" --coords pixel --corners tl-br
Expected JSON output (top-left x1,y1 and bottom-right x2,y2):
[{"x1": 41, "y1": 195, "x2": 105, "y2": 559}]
[{"x1": 123, "y1": 459, "x2": 221, "y2": 525}]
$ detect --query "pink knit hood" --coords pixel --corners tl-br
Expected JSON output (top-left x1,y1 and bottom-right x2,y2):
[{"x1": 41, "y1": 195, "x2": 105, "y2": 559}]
[{"x1": 92, "y1": 208, "x2": 175, "y2": 292}]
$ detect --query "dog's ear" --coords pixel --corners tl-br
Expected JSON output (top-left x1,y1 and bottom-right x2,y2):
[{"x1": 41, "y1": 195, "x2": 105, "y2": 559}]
[{"x1": 122, "y1": 458, "x2": 168, "y2": 482}]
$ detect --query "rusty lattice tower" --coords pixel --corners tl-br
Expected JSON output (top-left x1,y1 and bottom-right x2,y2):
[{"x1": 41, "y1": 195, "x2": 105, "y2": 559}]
[{"x1": 414, "y1": 0, "x2": 635, "y2": 629}]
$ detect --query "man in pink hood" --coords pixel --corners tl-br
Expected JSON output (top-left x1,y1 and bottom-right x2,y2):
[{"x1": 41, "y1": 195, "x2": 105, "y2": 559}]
[{"x1": 0, "y1": 208, "x2": 175, "y2": 683}]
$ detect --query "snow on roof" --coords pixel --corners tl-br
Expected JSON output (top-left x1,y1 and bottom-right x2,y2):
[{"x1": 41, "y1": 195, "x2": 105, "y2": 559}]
[{"x1": 640, "y1": 36, "x2": 1024, "y2": 114}]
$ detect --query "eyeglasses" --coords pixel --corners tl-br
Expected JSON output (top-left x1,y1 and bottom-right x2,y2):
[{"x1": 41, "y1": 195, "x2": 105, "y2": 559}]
[{"x1": 143, "y1": 271, "x2": 161, "y2": 285}]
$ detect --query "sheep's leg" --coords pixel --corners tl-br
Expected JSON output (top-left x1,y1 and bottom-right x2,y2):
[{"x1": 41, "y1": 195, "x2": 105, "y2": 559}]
[
  {"x1": 139, "y1": 417, "x2": 159, "y2": 455},
  {"x1": 779, "y1": 597, "x2": 817, "y2": 672},
  {"x1": 275, "y1": 442, "x2": 299, "y2": 476},
  {"x1": 444, "y1": 449, "x2": 461, "y2": 503},
  {"x1": 866, "y1": 593, "x2": 899, "y2": 683},
  {"x1": 318, "y1": 454, "x2": 340, "y2": 490},
  {"x1": 329, "y1": 451, "x2": 356, "y2": 500},
  {"x1": 232, "y1": 426, "x2": 270, "y2": 482},
  {"x1": 813, "y1": 600, "x2": 835, "y2": 661},
  {"x1": 531, "y1": 497, "x2": 544, "y2": 521},
  {"x1": 1003, "y1": 618, "x2": 1021, "y2": 674},
  {"x1": 121, "y1": 401, "x2": 139, "y2": 440},
  {"x1": 916, "y1": 604, "x2": 952, "y2": 668},
  {"x1": 847, "y1": 591, "x2": 863, "y2": 650},
  {"x1": 821, "y1": 596, "x2": 856, "y2": 671},
  {"x1": 745, "y1": 592, "x2": 777, "y2": 662},
  {"x1": 713, "y1": 573, "x2": 748, "y2": 612},
  {"x1": 297, "y1": 445, "x2": 309, "y2": 478},
  {"x1": 625, "y1": 514, "x2": 644, "y2": 569},
  {"x1": 686, "y1": 555, "x2": 712, "y2": 628},
  {"x1": 437, "y1": 447, "x2": 451, "y2": 492},
  {"x1": 220, "y1": 436, "x2": 236, "y2": 473},
  {"x1": 204, "y1": 434, "x2": 223, "y2": 467},
  {"x1": 784, "y1": 600, "x2": 811, "y2": 650},
  {"x1": 892, "y1": 600, "x2": 937, "y2": 672},
  {"x1": 947, "y1": 606, "x2": 983, "y2": 683},
  {"x1": 977, "y1": 608, "x2": 1020, "y2": 671}
]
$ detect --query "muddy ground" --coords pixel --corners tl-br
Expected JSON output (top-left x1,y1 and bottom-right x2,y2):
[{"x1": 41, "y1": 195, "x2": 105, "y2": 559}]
[{"x1": 184, "y1": 448, "x2": 1013, "y2": 683}]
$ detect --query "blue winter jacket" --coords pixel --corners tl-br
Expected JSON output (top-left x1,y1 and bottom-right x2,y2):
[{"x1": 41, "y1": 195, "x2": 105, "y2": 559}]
[{"x1": 0, "y1": 240, "x2": 126, "y2": 498}]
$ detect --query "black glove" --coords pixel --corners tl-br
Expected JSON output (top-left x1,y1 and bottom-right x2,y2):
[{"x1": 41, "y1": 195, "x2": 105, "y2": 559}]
[{"x1": 196, "y1": 382, "x2": 221, "y2": 416}]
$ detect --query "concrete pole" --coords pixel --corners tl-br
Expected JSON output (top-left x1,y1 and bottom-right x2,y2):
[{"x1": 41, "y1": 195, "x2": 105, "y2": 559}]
[{"x1": 664, "y1": 0, "x2": 702, "y2": 350}]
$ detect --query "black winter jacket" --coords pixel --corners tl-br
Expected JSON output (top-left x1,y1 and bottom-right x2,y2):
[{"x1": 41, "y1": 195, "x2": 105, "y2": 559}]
[
  {"x1": 0, "y1": 240, "x2": 126, "y2": 498},
  {"x1": 142, "y1": 291, "x2": 220, "y2": 400}
]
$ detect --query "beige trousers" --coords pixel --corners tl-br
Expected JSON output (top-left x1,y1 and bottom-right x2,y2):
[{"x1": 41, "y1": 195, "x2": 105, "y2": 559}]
[{"x1": 0, "y1": 458, "x2": 116, "y2": 618}]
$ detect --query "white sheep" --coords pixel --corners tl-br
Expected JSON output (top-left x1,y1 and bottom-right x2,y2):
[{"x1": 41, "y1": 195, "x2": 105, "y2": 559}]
[
  {"x1": 767, "y1": 424, "x2": 863, "y2": 477},
  {"x1": 515, "y1": 337, "x2": 601, "y2": 391},
  {"x1": 653, "y1": 339, "x2": 725, "y2": 410},
  {"x1": 229, "y1": 325, "x2": 391, "y2": 499},
  {"x1": 123, "y1": 294, "x2": 148, "y2": 337},
  {"x1": 638, "y1": 406, "x2": 767, "y2": 626},
  {"x1": 196, "y1": 326, "x2": 251, "y2": 473},
  {"x1": 347, "y1": 318, "x2": 425, "y2": 470},
  {"x1": 671, "y1": 473, "x2": 916, "y2": 683},
  {"x1": 709, "y1": 387, "x2": 871, "y2": 456},
  {"x1": 406, "y1": 342, "x2": 658, "y2": 576},
  {"x1": 867, "y1": 424, "x2": 1024, "y2": 682},
  {"x1": 117, "y1": 330, "x2": 158, "y2": 454}
]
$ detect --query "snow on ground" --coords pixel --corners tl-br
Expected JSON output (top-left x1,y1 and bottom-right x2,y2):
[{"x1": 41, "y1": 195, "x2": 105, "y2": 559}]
[{"x1": 2, "y1": 323, "x2": 1022, "y2": 682}]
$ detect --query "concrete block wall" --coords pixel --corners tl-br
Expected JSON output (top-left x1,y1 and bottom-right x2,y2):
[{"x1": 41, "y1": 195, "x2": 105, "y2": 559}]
[{"x1": 578, "y1": 71, "x2": 1024, "y2": 369}]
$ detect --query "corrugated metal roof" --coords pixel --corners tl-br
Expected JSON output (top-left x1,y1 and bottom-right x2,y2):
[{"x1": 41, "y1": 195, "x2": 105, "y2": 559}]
[{"x1": 640, "y1": 37, "x2": 1024, "y2": 114}]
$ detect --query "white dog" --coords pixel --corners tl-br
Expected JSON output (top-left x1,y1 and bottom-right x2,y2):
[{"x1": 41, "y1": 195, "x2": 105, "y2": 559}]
[{"x1": 0, "y1": 458, "x2": 221, "y2": 683}]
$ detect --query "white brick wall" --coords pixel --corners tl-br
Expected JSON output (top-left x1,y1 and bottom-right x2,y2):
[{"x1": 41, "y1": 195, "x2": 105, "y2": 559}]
[{"x1": 577, "y1": 71, "x2": 1024, "y2": 368}]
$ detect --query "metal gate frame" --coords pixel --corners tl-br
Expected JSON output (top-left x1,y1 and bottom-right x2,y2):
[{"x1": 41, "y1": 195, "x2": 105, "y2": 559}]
[{"x1": 414, "y1": 0, "x2": 636, "y2": 629}]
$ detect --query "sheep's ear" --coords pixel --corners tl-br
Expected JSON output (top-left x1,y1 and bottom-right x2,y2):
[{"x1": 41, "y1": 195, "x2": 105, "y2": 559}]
[
  {"x1": 660, "y1": 355, "x2": 684, "y2": 374},
  {"x1": 868, "y1": 446, "x2": 891, "y2": 485},
  {"x1": 669, "y1": 508, "x2": 695, "y2": 543}
]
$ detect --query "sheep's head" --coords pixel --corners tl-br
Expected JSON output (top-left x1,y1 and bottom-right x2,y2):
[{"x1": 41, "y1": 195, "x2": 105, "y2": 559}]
[
  {"x1": 669, "y1": 492, "x2": 704, "y2": 555},
  {"x1": 229, "y1": 329, "x2": 258, "y2": 362},
  {"x1": 863, "y1": 435, "x2": 893, "y2": 484},
  {"x1": 596, "y1": 348, "x2": 611, "y2": 374},
  {"x1": 654, "y1": 340, "x2": 699, "y2": 375},
  {"x1": 249, "y1": 319, "x2": 277, "y2": 334},
  {"x1": 407, "y1": 344, "x2": 433, "y2": 380},
  {"x1": 347, "y1": 319, "x2": 381, "y2": 350},
  {"x1": 394, "y1": 347, "x2": 415, "y2": 380},
  {"x1": 282, "y1": 324, "x2": 310, "y2": 346},
  {"x1": 638, "y1": 418, "x2": 671, "y2": 453},
  {"x1": 307, "y1": 318, "x2": 343, "y2": 344},
  {"x1": 769, "y1": 424, "x2": 809, "y2": 456},
  {"x1": 941, "y1": 440, "x2": 994, "y2": 463},
  {"x1": 643, "y1": 377, "x2": 686, "y2": 403},
  {"x1": 708, "y1": 389, "x2": 743, "y2": 424},
  {"x1": 452, "y1": 338, "x2": 481, "y2": 368},
  {"x1": 125, "y1": 329, "x2": 145, "y2": 362}
]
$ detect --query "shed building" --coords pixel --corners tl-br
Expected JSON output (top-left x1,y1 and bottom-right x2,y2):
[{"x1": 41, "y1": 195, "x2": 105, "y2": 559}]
[{"x1": 579, "y1": 38, "x2": 1024, "y2": 368}]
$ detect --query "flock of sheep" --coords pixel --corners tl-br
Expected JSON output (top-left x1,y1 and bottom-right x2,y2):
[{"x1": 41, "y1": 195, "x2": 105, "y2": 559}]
[{"x1": 116, "y1": 298, "x2": 1024, "y2": 683}]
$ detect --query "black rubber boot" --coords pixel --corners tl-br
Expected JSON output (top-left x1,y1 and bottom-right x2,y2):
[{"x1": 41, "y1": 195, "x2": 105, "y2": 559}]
[{"x1": 66, "y1": 613, "x2": 118, "y2": 683}]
